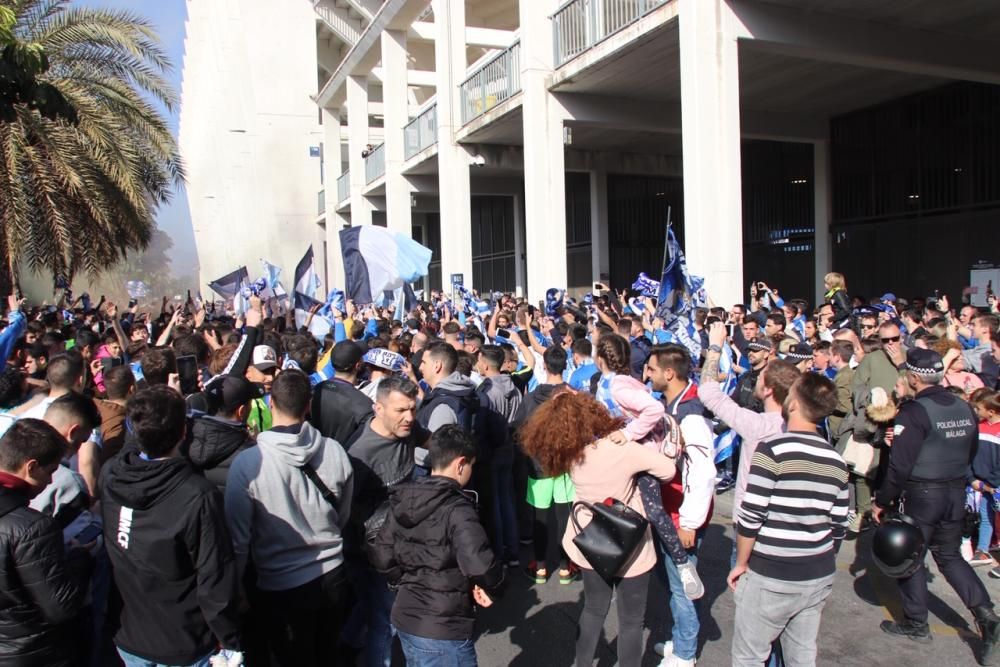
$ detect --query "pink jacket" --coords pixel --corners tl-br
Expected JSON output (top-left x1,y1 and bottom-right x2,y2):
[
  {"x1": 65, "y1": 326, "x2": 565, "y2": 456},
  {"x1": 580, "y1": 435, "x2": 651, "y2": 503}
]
[
  {"x1": 563, "y1": 439, "x2": 676, "y2": 578},
  {"x1": 608, "y1": 374, "x2": 665, "y2": 445},
  {"x1": 697, "y1": 380, "x2": 784, "y2": 518}
]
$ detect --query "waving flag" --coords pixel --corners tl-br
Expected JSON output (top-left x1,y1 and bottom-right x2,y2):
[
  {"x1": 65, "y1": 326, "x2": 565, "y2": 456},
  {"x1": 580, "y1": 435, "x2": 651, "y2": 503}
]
[
  {"x1": 208, "y1": 266, "x2": 249, "y2": 300},
  {"x1": 259, "y1": 259, "x2": 287, "y2": 298},
  {"x1": 654, "y1": 220, "x2": 705, "y2": 320},
  {"x1": 294, "y1": 246, "x2": 320, "y2": 300},
  {"x1": 340, "y1": 225, "x2": 432, "y2": 304},
  {"x1": 126, "y1": 280, "x2": 150, "y2": 299}
]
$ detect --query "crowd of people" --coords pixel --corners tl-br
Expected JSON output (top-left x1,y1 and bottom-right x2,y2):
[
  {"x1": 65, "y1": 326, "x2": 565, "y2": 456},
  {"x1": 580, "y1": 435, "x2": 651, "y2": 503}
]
[{"x1": 0, "y1": 274, "x2": 999, "y2": 667}]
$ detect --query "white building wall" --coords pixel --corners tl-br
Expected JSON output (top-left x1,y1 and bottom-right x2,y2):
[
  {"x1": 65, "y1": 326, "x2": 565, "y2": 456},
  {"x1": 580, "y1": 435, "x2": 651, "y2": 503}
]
[{"x1": 180, "y1": 0, "x2": 324, "y2": 295}]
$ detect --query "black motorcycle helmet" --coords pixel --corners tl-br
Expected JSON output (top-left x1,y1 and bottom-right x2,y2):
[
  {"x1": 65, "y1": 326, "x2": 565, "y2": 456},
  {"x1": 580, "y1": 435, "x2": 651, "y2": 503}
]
[{"x1": 871, "y1": 513, "x2": 926, "y2": 578}]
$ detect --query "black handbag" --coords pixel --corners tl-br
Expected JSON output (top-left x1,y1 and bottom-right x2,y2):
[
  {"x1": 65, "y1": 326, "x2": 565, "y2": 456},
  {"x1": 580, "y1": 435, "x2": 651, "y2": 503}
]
[{"x1": 570, "y1": 485, "x2": 649, "y2": 582}]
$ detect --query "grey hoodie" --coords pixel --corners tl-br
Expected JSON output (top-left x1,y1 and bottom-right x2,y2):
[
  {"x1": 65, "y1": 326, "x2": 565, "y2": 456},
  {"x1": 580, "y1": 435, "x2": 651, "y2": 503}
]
[
  {"x1": 224, "y1": 422, "x2": 353, "y2": 591},
  {"x1": 424, "y1": 372, "x2": 479, "y2": 432},
  {"x1": 479, "y1": 374, "x2": 521, "y2": 424}
]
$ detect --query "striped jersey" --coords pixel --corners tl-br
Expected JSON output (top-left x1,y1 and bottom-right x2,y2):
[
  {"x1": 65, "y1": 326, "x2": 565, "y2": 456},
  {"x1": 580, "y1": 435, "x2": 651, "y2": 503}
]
[{"x1": 736, "y1": 431, "x2": 850, "y2": 581}]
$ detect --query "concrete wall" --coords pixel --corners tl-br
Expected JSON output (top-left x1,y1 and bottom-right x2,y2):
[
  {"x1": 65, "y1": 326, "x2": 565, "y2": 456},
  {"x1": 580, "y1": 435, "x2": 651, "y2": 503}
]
[{"x1": 180, "y1": 0, "x2": 326, "y2": 295}]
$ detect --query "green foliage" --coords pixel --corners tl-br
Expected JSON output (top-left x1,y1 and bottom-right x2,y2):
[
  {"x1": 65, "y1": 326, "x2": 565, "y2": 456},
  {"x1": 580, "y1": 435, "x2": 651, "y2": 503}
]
[{"x1": 0, "y1": 0, "x2": 184, "y2": 285}]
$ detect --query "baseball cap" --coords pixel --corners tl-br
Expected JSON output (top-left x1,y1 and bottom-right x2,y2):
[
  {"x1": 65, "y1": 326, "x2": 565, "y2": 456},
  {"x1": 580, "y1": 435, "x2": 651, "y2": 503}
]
[
  {"x1": 252, "y1": 345, "x2": 277, "y2": 371},
  {"x1": 880, "y1": 293, "x2": 897, "y2": 303},
  {"x1": 747, "y1": 337, "x2": 773, "y2": 353},
  {"x1": 784, "y1": 342, "x2": 813, "y2": 362},
  {"x1": 205, "y1": 375, "x2": 264, "y2": 414},
  {"x1": 331, "y1": 340, "x2": 364, "y2": 372},
  {"x1": 904, "y1": 348, "x2": 944, "y2": 377}
]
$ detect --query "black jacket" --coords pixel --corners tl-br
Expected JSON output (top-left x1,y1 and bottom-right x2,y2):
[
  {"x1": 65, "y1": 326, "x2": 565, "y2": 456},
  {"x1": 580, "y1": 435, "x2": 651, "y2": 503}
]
[
  {"x1": 371, "y1": 476, "x2": 504, "y2": 640},
  {"x1": 0, "y1": 485, "x2": 89, "y2": 667},
  {"x1": 100, "y1": 450, "x2": 241, "y2": 664},
  {"x1": 310, "y1": 377, "x2": 374, "y2": 446},
  {"x1": 828, "y1": 289, "x2": 852, "y2": 329},
  {"x1": 183, "y1": 415, "x2": 255, "y2": 490}
]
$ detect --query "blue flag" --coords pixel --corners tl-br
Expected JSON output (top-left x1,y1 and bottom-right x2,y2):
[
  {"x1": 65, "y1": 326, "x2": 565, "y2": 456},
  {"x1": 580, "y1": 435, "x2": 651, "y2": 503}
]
[{"x1": 654, "y1": 226, "x2": 704, "y2": 320}]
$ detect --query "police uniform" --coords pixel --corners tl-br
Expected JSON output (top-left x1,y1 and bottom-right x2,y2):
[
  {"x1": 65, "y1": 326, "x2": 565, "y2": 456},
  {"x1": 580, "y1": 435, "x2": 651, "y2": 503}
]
[{"x1": 875, "y1": 348, "x2": 1000, "y2": 647}]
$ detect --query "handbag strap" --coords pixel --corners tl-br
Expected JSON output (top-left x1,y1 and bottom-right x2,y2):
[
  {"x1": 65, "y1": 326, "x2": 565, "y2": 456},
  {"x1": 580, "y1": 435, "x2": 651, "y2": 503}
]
[
  {"x1": 570, "y1": 501, "x2": 593, "y2": 534},
  {"x1": 302, "y1": 464, "x2": 338, "y2": 512}
]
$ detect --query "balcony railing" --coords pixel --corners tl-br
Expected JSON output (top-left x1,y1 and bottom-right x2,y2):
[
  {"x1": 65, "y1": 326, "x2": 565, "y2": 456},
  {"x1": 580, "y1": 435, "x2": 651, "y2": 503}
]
[
  {"x1": 553, "y1": 0, "x2": 668, "y2": 67},
  {"x1": 336, "y1": 171, "x2": 350, "y2": 204},
  {"x1": 365, "y1": 143, "x2": 385, "y2": 184},
  {"x1": 460, "y1": 41, "x2": 521, "y2": 125},
  {"x1": 317, "y1": 188, "x2": 325, "y2": 216},
  {"x1": 404, "y1": 103, "x2": 438, "y2": 160}
]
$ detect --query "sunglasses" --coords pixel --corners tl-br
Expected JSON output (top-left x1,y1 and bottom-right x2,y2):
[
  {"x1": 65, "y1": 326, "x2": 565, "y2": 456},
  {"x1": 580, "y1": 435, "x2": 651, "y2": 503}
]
[
  {"x1": 880, "y1": 335, "x2": 901, "y2": 343},
  {"x1": 861, "y1": 324, "x2": 877, "y2": 330}
]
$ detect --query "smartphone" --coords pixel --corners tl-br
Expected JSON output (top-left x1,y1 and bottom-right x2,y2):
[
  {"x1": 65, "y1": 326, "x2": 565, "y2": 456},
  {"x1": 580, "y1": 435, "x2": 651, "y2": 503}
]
[
  {"x1": 176, "y1": 355, "x2": 200, "y2": 395},
  {"x1": 74, "y1": 523, "x2": 103, "y2": 545},
  {"x1": 100, "y1": 357, "x2": 123, "y2": 374},
  {"x1": 726, "y1": 323, "x2": 736, "y2": 338},
  {"x1": 130, "y1": 361, "x2": 145, "y2": 383},
  {"x1": 127, "y1": 298, "x2": 137, "y2": 308},
  {"x1": 496, "y1": 328, "x2": 511, "y2": 340}
]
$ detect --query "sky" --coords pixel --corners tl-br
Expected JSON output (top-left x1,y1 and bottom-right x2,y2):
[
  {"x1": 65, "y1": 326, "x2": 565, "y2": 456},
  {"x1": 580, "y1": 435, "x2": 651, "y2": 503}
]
[{"x1": 76, "y1": 0, "x2": 197, "y2": 278}]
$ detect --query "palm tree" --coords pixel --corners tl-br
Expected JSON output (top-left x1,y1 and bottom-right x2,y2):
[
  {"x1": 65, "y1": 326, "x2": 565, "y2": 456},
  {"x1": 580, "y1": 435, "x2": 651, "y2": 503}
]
[{"x1": 0, "y1": 0, "x2": 183, "y2": 289}]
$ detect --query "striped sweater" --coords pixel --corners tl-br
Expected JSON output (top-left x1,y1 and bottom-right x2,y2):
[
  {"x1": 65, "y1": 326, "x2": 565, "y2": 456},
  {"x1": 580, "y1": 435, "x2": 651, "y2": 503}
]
[{"x1": 736, "y1": 431, "x2": 850, "y2": 581}]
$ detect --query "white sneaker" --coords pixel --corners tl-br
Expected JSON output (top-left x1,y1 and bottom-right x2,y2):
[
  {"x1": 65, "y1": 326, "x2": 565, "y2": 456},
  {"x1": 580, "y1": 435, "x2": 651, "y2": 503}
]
[
  {"x1": 653, "y1": 641, "x2": 673, "y2": 658},
  {"x1": 659, "y1": 656, "x2": 696, "y2": 667},
  {"x1": 677, "y1": 561, "x2": 705, "y2": 600}
]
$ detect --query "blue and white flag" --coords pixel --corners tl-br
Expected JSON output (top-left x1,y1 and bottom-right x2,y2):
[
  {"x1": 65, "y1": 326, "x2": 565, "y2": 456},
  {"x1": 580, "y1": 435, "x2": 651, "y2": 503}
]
[
  {"x1": 632, "y1": 272, "x2": 660, "y2": 297},
  {"x1": 545, "y1": 288, "x2": 563, "y2": 317},
  {"x1": 294, "y1": 246, "x2": 319, "y2": 300},
  {"x1": 339, "y1": 226, "x2": 432, "y2": 304},
  {"x1": 293, "y1": 291, "x2": 334, "y2": 340},
  {"x1": 259, "y1": 259, "x2": 287, "y2": 299},
  {"x1": 456, "y1": 284, "x2": 490, "y2": 316},
  {"x1": 654, "y1": 225, "x2": 705, "y2": 320},
  {"x1": 126, "y1": 280, "x2": 150, "y2": 299},
  {"x1": 710, "y1": 342, "x2": 740, "y2": 464},
  {"x1": 208, "y1": 266, "x2": 249, "y2": 300}
]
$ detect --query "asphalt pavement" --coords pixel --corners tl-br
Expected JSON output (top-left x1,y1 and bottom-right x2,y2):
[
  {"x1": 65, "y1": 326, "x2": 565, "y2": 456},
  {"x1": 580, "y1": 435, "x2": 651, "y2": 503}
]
[{"x1": 471, "y1": 490, "x2": 997, "y2": 667}]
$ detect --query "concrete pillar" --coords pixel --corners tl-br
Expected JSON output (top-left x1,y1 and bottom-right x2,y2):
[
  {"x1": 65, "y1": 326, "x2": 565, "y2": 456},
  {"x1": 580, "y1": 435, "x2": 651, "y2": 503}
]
[
  {"x1": 590, "y1": 169, "x2": 609, "y2": 286},
  {"x1": 520, "y1": 0, "x2": 568, "y2": 303},
  {"x1": 432, "y1": 0, "x2": 473, "y2": 288},
  {"x1": 513, "y1": 194, "x2": 526, "y2": 296},
  {"x1": 813, "y1": 139, "x2": 832, "y2": 306},
  {"x1": 382, "y1": 30, "x2": 412, "y2": 237},
  {"x1": 322, "y1": 107, "x2": 346, "y2": 288},
  {"x1": 679, "y1": 0, "x2": 743, "y2": 307},
  {"x1": 346, "y1": 74, "x2": 372, "y2": 226}
]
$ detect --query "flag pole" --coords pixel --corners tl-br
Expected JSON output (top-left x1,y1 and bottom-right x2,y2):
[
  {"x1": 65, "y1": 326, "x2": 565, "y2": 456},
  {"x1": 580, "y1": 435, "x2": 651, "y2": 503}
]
[{"x1": 659, "y1": 206, "x2": 673, "y2": 281}]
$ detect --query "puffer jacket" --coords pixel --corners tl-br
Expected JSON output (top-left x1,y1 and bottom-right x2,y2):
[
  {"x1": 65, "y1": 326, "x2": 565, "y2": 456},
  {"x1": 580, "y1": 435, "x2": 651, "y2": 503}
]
[
  {"x1": 371, "y1": 476, "x2": 504, "y2": 641},
  {"x1": 183, "y1": 414, "x2": 254, "y2": 490},
  {"x1": 0, "y1": 482, "x2": 89, "y2": 667}
]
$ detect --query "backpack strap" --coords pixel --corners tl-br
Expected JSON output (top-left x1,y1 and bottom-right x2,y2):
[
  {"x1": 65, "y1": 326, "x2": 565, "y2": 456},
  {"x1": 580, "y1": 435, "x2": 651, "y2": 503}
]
[{"x1": 301, "y1": 464, "x2": 338, "y2": 512}]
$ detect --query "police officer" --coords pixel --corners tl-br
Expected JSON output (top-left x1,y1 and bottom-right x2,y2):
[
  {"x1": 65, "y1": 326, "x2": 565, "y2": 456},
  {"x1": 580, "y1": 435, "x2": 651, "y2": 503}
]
[{"x1": 872, "y1": 349, "x2": 1000, "y2": 661}]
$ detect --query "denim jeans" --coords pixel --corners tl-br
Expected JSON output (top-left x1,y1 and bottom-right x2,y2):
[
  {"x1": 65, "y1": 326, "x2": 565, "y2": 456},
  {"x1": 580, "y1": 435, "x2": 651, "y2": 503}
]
[
  {"x1": 491, "y1": 445, "x2": 519, "y2": 561},
  {"x1": 661, "y1": 531, "x2": 704, "y2": 660},
  {"x1": 398, "y1": 630, "x2": 477, "y2": 667},
  {"x1": 978, "y1": 493, "x2": 995, "y2": 553},
  {"x1": 117, "y1": 647, "x2": 211, "y2": 667},
  {"x1": 363, "y1": 568, "x2": 397, "y2": 667}
]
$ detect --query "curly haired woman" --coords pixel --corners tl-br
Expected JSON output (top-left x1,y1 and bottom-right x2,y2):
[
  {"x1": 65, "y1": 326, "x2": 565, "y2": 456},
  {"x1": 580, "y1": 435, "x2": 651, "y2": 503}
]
[
  {"x1": 592, "y1": 334, "x2": 705, "y2": 601},
  {"x1": 520, "y1": 391, "x2": 677, "y2": 667}
]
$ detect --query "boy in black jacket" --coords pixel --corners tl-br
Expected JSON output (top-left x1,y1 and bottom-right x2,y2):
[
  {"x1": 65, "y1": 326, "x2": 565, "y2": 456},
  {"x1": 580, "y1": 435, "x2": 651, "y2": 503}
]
[
  {"x1": 372, "y1": 425, "x2": 505, "y2": 667},
  {"x1": 101, "y1": 386, "x2": 242, "y2": 666}
]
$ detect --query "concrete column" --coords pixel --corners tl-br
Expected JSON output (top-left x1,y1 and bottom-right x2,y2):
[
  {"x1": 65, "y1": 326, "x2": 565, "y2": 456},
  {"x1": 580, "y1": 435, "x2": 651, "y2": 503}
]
[
  {"x1": 432, "y1": 0, "x2": 473, "y2": 288},
  {"x1": 679, "y1": 0, "x2": 743, "y2": 307},
  {"x1": 513, "y1": 194, "x2": 526, "y2": 297},
  {"x1": 813, "y1": 139, "x2": 832, "y2": 306},
  {"x1": 589, "y1": 169, "x2": 609, "y2": 286},
  {"x1": 322, "y1": 107, "x2": 345, "y2": 288},
  {"x1": 346, "y1": 74, "x2": 372, "y2": 226},
  {"x1": 382, "y1": 29, "x2": 412, "y2": 237},
  {"x1": 520, "y1": 0, "x2": 568, "y2": 303}
]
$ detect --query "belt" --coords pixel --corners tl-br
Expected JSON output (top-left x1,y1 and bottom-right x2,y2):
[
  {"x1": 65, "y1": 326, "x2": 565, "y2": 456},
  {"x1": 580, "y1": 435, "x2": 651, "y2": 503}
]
[{"x1": 904, "y1": 478, "x2": 966, "y2": 491}]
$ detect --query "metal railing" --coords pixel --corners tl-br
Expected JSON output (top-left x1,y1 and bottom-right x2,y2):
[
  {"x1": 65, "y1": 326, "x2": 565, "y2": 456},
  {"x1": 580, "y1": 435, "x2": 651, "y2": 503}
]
[
  {"x1": 317, "y1": 188, "x2": 325, "y2": 216},
  {"x1": 336, "y1": 171, "x2": 350, "y2": 203},
  {"x1": 404, "y1": 103, "x2": 438, "y2": 160},
  {"x1": 460, "y1": 41, "x2": 521, "y2": 125},
  {"x1": 364, "y1": 143, "x2": 385, "y2": 184},
  {"x1": 553, "y1": 0, "x2": 668, "y2": 66}
]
